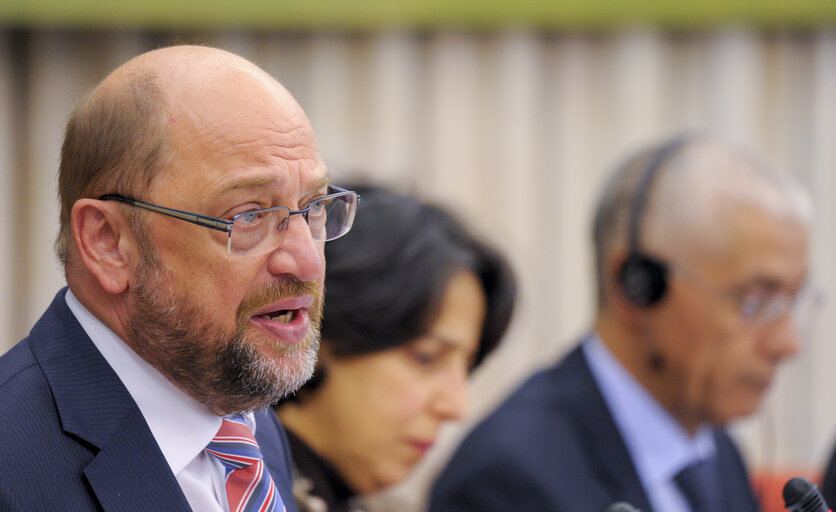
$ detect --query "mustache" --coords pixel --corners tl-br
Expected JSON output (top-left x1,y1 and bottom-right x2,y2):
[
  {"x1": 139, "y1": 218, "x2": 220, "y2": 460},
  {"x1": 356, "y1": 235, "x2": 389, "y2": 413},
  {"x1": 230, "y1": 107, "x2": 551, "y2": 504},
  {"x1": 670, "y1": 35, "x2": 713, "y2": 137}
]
[{"x1": 236, "y1": 279, "x2": 322, "y2": 322}]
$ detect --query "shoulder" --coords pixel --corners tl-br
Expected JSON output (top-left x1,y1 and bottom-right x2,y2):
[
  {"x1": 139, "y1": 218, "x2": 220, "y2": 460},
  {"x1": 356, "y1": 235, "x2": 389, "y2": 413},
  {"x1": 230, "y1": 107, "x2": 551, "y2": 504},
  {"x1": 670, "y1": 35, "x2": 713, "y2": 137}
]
[
  {"x1": 459, "y1": 345, "x2": 596, "y2": 447},
  {"x1": 0, "y1": 338, "x2": 55, "y2": 434},
  {"x1": 0, "y1": 338, "x2": 99, "y2": 508},
  {"x1": 0, "y1": 339, "x2": 59, "y2": 450},
  {"x1": 429, "y1": 346, "x2": 609, "y2": 511},
  {"x1": 0, "y1": 338, "x2": 38, "y2": 389}
]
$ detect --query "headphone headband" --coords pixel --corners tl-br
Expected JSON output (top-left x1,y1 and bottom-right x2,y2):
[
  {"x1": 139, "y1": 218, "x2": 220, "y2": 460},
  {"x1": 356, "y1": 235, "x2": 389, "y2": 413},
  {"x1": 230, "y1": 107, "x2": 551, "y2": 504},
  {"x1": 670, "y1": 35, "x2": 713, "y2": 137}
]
[
  {"x1": 619, "y1": 134, "x2": 691, "y2": 307},
  {"x1": 626, "y1": 134, "x2": 691, "y2": 254}
]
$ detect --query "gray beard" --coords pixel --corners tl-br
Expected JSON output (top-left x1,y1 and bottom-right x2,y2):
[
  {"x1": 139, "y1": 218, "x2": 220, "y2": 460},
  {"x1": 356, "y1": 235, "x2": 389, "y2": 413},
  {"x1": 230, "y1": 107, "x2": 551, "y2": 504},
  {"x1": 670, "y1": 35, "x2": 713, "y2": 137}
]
[{"x1": 125, "y1": 254, "x2": 320, "y2": 415}]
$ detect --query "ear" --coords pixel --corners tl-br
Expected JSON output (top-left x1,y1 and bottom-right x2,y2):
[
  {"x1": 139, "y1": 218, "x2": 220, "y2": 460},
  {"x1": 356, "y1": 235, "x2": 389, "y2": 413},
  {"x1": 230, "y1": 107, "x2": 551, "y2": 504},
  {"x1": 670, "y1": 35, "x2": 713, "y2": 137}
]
[
  {"x1": 71, "y1": 198, "x2": 138, "y2": 295},
  {"x1": 605, "y1": 247, "x2": 643, "y2": 325}
]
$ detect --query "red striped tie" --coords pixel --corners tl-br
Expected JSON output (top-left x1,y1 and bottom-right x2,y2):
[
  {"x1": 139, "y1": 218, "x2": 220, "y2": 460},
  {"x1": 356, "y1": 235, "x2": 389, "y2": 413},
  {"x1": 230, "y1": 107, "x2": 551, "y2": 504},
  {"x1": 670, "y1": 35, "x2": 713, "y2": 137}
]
[{"x1": 206, "y1": 415, "x2": 286, "y2": 512}]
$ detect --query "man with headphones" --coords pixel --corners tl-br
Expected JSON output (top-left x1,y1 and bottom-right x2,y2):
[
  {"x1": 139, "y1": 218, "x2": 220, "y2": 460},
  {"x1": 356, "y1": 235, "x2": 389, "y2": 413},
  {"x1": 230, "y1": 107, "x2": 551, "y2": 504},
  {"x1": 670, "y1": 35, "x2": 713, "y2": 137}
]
[{"x1": 428, "y1": 135, "x2": 812, "y2": 512}]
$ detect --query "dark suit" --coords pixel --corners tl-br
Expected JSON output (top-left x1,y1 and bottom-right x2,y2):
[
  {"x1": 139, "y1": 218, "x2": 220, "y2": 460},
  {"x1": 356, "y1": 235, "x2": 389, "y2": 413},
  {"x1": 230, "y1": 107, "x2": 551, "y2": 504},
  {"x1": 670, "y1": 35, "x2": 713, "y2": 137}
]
[
  {"x1": 0, "y1": 289, "x2": 298, "y2": 512},
  {"x1": 428, "y1": 343, "x2": 759, "y2": 512}
]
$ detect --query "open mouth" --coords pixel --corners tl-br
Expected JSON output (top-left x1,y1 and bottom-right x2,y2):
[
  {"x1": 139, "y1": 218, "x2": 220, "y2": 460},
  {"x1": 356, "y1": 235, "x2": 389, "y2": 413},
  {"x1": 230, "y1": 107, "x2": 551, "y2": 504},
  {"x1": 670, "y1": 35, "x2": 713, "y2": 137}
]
[
  {"x1": 257, "y1": 309, "x2": 296, "y2": 324},
  {"x1": 247, "y1": 295, "x2": 315, "y2": 345}
]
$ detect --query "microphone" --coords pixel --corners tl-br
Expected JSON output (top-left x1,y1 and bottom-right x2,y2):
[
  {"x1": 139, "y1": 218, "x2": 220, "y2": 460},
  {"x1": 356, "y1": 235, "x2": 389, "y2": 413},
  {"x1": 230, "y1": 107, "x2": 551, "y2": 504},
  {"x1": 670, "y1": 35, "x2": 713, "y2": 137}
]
[
  {"x1": 783, "y1": 476, "x2": 831, "y2": 512},
  {"x1": 605, "y1": 503, "x2": 641, "y2": 512}
]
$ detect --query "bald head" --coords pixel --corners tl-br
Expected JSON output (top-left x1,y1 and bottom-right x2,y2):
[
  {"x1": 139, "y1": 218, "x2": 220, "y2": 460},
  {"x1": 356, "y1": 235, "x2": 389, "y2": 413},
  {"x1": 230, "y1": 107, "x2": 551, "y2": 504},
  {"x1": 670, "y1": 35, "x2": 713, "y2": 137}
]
[
  {"x1": 57, "y1": 45, "x2": 308, "y2": 269},
  {"x1": 592, "y1": 135, "x2": 812, "y2": 308},
  {"x1": 642, "y1": 139, "x2": 811, "y2": 259},
  {"x1": 103, "y1": 45, "x2": 299, "y2": 116}
]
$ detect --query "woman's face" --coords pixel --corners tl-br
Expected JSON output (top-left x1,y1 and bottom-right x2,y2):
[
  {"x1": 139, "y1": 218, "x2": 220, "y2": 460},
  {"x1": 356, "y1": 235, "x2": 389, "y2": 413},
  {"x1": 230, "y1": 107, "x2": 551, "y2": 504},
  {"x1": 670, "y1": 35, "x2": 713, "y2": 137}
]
[{"x1": 307, "y1": 270, "x2": 487, "y2": 493}]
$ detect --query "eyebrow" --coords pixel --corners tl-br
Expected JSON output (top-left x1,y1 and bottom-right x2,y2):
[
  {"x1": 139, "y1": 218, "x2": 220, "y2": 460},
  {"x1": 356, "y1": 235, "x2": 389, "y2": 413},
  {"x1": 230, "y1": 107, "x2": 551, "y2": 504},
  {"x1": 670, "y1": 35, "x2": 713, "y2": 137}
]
[
  {"x1": 226, "y1": 176, "x2": 281, "y2": 191},
  {"x1": 223, "y1": 173, "x2": 332, "y2": 193},
  {"x1": 736, "y1": 275, "x2": 804, "y2": 295},
  {"x1": 311, "y1": 174, "x2": 332, "y2": 191},
  {"x1": 423, "y1": 335, "x2": 479, "y2": 368},
  {"x1": 424, "y1": 334, "x2": 468, "y2": 350}
]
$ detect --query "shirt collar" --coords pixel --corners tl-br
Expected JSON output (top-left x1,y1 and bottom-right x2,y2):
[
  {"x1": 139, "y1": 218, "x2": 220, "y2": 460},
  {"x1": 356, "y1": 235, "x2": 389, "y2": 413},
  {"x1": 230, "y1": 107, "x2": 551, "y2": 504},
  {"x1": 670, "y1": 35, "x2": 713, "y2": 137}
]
[
  {"x1": 65, "y1": 289, "x2": 256, "y2": 475},
  {"x1": 584, "y1": 335, "x2": 716, "y2": 488}
]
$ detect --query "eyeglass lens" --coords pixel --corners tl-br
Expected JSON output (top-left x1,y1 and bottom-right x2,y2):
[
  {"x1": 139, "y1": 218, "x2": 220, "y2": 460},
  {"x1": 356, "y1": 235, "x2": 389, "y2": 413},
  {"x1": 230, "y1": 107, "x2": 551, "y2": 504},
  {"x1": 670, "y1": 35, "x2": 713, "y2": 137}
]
[{"x1": 229, "y1": 191, "x2": 357, "y2": 255}]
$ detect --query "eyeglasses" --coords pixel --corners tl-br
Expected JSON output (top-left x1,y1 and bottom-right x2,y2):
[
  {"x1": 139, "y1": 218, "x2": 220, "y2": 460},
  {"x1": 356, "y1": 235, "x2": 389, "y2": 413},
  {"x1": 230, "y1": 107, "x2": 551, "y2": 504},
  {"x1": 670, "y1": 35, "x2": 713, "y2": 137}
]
[
  {"x1": 100, "y1": 185, "x2": 358, "y2": 256},
  {"x1": 672, "y1": 264, "x2": 824, "y2": 327},
  {"x1": 736, "y1": 285, "x2": 823, "y2": 325}
]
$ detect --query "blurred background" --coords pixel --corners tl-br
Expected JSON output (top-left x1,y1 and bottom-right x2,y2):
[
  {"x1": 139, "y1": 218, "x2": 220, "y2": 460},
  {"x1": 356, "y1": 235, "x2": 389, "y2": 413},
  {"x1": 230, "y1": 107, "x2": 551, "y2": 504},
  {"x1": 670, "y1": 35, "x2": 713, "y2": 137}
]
[{"x1": 1, "y1": 1, "x2": 835, "y2": 510}]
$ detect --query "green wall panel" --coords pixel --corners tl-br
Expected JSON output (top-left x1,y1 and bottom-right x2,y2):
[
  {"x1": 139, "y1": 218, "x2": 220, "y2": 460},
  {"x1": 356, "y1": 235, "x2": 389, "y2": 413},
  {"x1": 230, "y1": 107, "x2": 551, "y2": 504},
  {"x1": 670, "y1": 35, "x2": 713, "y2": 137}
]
[{"x1": 0, "y1": 0, "x2": 835, "y2": 30}]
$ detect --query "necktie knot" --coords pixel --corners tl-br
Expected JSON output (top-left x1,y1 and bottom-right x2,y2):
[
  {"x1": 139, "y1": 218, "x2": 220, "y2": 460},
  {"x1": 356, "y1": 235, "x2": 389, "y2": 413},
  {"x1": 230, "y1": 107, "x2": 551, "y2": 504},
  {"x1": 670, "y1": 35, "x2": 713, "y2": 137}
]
[
  {"x1": 207, "y1": 415, "x2": 264, "y2": 471},
  {"x1": 674, "y1": 456, "x2": 728, "y2": 512},
  {"x1": 206, "y1": 415, "x2": 285, "y2": 512}
]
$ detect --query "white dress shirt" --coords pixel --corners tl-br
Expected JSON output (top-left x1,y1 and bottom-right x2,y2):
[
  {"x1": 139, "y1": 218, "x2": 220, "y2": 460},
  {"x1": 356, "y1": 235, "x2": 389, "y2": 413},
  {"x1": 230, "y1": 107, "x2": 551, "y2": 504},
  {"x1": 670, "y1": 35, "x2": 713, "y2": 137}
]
[
  {"x1": 66, "y1": 289, "x2": 256, "y2": 512},
  {"x1": 584, "y1": 335, "x2": 716, "y2": 512}
]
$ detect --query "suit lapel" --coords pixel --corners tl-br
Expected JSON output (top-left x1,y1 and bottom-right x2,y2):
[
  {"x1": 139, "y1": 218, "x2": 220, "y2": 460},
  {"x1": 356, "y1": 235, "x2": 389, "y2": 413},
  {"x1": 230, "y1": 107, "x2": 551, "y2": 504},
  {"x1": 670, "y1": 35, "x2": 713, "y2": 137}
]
[
  {"x1": 568, "y1": 344, "x2": 653, "y2": 511},
  {"x1": 29, "y1": 290, "x2": 191, "y2": 511},
  {"x1": 254, "y1": 408, "x2": 298, "y2": 512},
  {"x1": 714, "y1": 430, "x2": 759, "y2": 512},
  {"x1": 573, "y1": 340, "x2": 758, "y2": 512},
  {"x1": 84, "y1": 407, "x2": 192, "y2": 511}
]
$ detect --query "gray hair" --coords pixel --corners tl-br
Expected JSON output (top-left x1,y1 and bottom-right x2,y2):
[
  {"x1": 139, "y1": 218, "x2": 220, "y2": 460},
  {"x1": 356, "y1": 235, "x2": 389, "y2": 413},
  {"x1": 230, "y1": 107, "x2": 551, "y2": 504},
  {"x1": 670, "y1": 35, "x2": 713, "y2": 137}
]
[
  {"x1": 592, "y1": 135, "x2": 813, "y2": 308},
  {"x1": 57, "y1": 68, "x2": 170, "y2": 268}
]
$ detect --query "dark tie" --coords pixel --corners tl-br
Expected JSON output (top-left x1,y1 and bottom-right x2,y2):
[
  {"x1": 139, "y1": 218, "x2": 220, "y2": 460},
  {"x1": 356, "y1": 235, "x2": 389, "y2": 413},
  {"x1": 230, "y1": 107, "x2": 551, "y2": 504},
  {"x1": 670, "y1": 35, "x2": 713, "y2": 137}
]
[{"x1": 674, "y1": 457, "x2": 728, "y2": 512}]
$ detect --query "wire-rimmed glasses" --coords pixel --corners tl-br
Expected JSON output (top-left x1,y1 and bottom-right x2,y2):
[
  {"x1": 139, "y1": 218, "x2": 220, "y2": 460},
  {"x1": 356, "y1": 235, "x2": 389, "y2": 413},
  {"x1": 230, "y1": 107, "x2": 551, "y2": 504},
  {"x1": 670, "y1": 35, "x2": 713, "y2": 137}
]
[
  {"x1": 672, "y1": 263, "x2": 824, "y2": 330},
  {"x1": 100, "y1": 185, "x2": 358, "y2": 256}
]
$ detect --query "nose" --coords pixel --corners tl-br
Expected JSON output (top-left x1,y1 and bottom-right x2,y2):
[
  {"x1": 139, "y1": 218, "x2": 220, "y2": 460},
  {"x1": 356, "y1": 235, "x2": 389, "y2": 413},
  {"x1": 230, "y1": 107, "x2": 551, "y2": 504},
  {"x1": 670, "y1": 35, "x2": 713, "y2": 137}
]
[
  {"x1": 430, "y1": 366, "x2": 469, "y2": 422},
  {"x1": 265, "y1": 213, "x2": 325, "y2": 283},
  {"x1": 763, "y1": 314, "x2": 801, "y2": 360}
]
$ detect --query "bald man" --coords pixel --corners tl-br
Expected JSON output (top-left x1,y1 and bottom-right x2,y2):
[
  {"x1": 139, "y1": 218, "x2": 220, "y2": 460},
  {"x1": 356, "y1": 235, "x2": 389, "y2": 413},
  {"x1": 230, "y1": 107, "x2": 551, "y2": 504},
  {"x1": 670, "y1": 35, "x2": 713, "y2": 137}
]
[
  {"x1": 429, "y1": 135, "x2": 812, "y2": 512},
  {"x1": 0, "y1": 46, "x2": 359, "y2": 511}
]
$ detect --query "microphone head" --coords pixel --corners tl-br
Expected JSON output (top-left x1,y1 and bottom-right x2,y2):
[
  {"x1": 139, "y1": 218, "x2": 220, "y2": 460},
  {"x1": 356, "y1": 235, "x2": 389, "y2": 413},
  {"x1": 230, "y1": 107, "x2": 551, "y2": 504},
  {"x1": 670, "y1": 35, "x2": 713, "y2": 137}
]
[
  {"x1": 605, "y1": 502, "x2": 641, "y2": 512},
  {"x1": 783, "y1": 476, "x2": 829, "y2": 512}
]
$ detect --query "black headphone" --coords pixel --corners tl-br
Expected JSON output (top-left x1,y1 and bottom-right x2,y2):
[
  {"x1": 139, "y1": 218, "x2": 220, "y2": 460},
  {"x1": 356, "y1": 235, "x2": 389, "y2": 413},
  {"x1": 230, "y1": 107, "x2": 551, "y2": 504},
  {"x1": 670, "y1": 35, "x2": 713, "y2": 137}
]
[{"x1": 617, "y1": 135, "x2": 691, "y2": 307}]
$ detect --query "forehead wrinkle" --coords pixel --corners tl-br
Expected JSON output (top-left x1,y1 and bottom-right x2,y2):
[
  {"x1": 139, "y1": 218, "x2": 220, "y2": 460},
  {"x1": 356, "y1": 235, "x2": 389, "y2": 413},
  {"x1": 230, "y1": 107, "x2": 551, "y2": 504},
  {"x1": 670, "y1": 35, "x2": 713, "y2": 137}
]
[
  {"x1": 209, "y1": 125, "x2": 320, "y2": 164},
  {"x1": 265, "y1": 125, "x2": 323, "y2": 163},
  {"x1": 208, "y1": 171, "x2": 329, "y2": 210}
]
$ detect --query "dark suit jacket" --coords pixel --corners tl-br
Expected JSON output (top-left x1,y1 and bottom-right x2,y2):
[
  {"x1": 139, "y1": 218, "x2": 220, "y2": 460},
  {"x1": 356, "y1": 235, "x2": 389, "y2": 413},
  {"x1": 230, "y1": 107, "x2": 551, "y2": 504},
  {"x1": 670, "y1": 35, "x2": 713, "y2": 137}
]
[
  {"x1": 428, "y1": 343, "x2": 760, "y2": 512},
  {"x1": 0, "y1": 288, "x2": 298, "y2": 512}
]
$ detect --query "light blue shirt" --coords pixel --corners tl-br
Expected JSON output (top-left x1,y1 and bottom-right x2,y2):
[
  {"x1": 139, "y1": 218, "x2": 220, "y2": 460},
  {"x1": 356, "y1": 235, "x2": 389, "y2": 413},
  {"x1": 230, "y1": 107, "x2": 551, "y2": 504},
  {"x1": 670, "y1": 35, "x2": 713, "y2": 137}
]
[{"x1": 584, "y1": 335, "x2": 716, "y2": 512}]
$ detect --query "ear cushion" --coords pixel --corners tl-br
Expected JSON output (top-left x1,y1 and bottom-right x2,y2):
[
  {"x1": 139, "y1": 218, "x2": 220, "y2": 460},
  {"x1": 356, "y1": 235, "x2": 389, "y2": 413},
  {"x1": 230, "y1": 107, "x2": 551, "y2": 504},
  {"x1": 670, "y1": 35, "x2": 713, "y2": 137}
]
[{"x1": 618, "y1": 253, "x2": 669, "y2": 307}]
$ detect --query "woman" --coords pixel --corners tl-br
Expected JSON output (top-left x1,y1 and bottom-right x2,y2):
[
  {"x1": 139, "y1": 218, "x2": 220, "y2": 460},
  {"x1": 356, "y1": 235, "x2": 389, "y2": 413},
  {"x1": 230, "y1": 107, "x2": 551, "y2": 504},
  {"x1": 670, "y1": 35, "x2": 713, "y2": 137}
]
[{"x1": 276, "y1": 183, "x2": 516, "y2": 512}]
